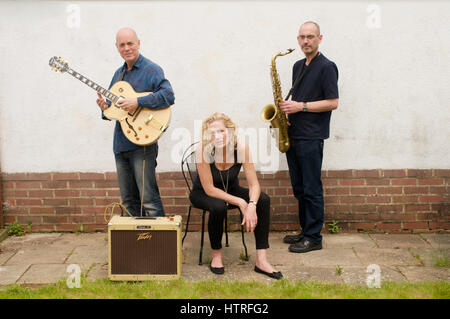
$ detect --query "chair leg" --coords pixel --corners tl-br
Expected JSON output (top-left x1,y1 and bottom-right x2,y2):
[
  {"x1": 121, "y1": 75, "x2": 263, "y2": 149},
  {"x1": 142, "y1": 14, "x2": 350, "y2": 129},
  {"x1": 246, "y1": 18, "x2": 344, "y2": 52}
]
[
  {"x1": 225, "y1": 212, "x2": 229, "y2": 247},
  {"x1": 182, "y1": 205, "x2": 193, "y2": 246},
  {"x1": 238, "y1": 209, "x2": 249, "y2": 261},
  {"x1": 199, "y1": 210, "x2": 206, "y2": 266}
]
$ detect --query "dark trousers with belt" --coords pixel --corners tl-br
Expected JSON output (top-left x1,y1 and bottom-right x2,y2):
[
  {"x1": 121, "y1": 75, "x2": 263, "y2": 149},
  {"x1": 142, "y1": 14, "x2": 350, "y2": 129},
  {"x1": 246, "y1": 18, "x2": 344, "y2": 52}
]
[
  {"x1": 286, "y1": 139, "x2": 324, "y2": 244},
  {"x1": 189, "y1": 186, "x2": 271, "y2": 250}
]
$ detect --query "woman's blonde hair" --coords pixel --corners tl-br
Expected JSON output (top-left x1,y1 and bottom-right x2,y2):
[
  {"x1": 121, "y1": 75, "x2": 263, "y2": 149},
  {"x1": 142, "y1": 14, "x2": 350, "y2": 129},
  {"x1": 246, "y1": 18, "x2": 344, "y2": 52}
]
[{"x1": 201, "y1": 112, "x2": 238, "y2": 156}]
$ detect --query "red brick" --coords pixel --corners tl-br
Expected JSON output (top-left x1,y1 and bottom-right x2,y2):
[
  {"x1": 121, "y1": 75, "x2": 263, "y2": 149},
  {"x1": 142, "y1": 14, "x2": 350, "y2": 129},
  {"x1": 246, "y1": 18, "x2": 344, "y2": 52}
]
[
  {"x1": 327, "y1": 170, "x2": 353, "y2": 178},
  {"x1": 391, "y1": 178, "x2": 417, "y2": 186},
  {"x1": 28, "y1": 190, "x2": 54, "y2": 198},
  {"x1": 418, "y1": 178, "x2": 444, "y2": 186},
  {"x1": 43, "y1": 198, "x2": 68, "y2": 206},
  {"x1": 42, "y1": 181, "x2": 67, "y2": 189},
  {"x1": 55, "y1": 190, "x2": 81, "y2": 197},
  {"x1": 15, "y1": 181, "x2": 41, "y2": 189},
  {"x1": 403, "y1": 222, "x2": 429, "y2": 229},
  {"x1": 340, "y1": 196, "x2": 365, "y2": 204},
  {"x1": 405, "y1": 204, "x2": 430, "y2": 212},
  {"x1": 429, "y1": 222, "x2": 450, "y2": 229},
  {"x1": 326, "y1": 188, "x2": 350, "y2": 195},
  {"x1": 93, "y1": 181, "x2": 117, "y2": 188},
  {"x1": 53, "y1": 173, "x2": 79, "y2": 180},
  {"x1": 377, "y1": 222, "x2": 402, "y2": 230},
  {"x1": 339, "y1": 179, "x2": 366, "y2": 186},
  {"x1": 105, "y1": 172, "x2": 118, "y2": 180},
  {"x1": 406, "y1": 169, "x2": 433, "y2": 177},
  {"x1": 26, "y1": 173, "x2": 52, "y2": 181},
  {"x1": 434, "y1": 169, "x2": 450, "y2": 177},
  {"x1": 366, "y1": 196, "x2": 391, "y2": 204},
  {"x1": 353, "y1": 170, "x2": 380, "y2": 178},
  {"x1": 378, "y1": 204, "x2": 404, "y2": 212},
  {"x1": 160, "y1": 189, "x2": 187, "y2": 197},
  {"x1": 377, "y1": 187, "x2": 403, "y2": 195},
  {"x1": 16, "y1": 199, "x2": 42, "y2": 206},
  {"x1": 419, "y1": 195, "x2": 444, "y2": 203},
  {"x1": 392, "y1": 196, "x2": 418, "y2": 203},
  {"x1": 351, "y1": 187, "x2": 376, "y2": 195},
  {"x1": 79, "y1": 173, "x2": 105, "y2": 180},
  {"x1": 69, "y1": 181, "x2": 94, "y2": 189},
  {"x1": 381, "y1": 169, "x2": 406, "y2": 178}
]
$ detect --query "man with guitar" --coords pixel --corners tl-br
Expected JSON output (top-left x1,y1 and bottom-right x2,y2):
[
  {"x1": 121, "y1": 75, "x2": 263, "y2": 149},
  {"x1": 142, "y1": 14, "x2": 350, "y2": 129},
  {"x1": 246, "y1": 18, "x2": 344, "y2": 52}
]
[{"x1": 97, "y1": 27, "x2": 175, "y2": 217}]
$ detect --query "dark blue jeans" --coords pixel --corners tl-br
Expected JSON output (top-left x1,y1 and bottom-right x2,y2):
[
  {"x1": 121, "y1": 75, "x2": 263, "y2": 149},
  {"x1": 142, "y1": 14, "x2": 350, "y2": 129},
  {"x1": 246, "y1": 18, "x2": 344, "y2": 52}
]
[
  {"x1": 286, "y1": 139, "x2": 324, "y2": 244},
  {"x1": 114, "y1": 144, "x2": 164, "y2": 217}
]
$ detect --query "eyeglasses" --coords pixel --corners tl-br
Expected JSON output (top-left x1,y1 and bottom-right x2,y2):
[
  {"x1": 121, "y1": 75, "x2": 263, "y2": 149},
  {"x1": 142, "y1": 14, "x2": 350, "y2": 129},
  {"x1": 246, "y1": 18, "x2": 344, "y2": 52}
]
[{"x1": 297, "y1": 35, "x2": 318, "y2": 40}]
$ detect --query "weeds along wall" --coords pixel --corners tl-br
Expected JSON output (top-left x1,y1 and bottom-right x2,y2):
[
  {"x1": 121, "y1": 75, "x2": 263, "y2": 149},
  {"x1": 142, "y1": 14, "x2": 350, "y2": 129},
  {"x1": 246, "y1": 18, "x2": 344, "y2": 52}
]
[{"x1": 0, "y1": 1, "x2": 449, "y2": 232}]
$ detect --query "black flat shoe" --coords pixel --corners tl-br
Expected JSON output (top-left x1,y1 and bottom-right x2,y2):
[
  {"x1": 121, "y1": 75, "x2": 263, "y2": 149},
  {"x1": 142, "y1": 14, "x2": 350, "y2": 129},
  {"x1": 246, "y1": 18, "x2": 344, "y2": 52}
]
[
  {"x1": 283, "y1": 232, "x2": 304, "y2": 244},
  {"x1": 209, "y1": 263, "x2": 224, "y2": 275},
  {"x1": 288, "y1": 239, "x2": 322, "y2": 253},
  {"x1": 254, "y1": 266, "x2": 283, "y2": 280}
]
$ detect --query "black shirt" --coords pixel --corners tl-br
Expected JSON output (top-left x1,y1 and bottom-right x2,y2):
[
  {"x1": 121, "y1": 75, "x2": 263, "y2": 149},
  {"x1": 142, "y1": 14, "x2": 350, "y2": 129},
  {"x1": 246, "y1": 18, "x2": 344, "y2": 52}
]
[{"x1": 288, "y1": 53, "x2": 339, "y2": 140}]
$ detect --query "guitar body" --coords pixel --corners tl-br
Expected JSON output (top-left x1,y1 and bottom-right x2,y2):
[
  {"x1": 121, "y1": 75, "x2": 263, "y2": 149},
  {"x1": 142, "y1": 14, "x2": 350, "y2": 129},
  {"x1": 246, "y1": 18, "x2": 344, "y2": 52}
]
[{"x1": 104, "y1": 81, "x2": 171, "y2": 146}]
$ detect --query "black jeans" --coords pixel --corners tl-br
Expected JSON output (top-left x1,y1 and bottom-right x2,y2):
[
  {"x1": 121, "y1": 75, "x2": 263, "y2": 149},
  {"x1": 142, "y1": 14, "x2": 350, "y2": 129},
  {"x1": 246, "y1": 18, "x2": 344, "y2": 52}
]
[
  {"x1": 286, "y1": 139, "x2": 324, "y2": 244},
  {"x1": 189, "y1": 186, "x2": 271, "y2": 250}
]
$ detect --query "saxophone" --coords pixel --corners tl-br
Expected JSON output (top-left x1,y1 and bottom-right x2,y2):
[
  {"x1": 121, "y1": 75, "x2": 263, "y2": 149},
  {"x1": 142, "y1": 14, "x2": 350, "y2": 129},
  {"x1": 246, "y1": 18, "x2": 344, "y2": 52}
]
[{"x1": 260, "y1": 48, "x2": 295, "y2": 153}]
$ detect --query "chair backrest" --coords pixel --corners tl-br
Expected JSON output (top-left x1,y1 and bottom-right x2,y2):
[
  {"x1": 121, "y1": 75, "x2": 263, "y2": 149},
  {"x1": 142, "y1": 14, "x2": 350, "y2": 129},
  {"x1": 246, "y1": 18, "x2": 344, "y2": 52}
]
[{"x1": 181, "y1": 142, "x2": 200, "y2": 193}]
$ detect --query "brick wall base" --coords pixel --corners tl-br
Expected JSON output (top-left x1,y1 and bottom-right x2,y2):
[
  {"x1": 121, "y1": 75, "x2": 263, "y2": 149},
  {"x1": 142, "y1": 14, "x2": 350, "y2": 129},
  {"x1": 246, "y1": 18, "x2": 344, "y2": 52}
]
[{"x1": 1, "y1": 169, "x2": 449, "y2": 234}]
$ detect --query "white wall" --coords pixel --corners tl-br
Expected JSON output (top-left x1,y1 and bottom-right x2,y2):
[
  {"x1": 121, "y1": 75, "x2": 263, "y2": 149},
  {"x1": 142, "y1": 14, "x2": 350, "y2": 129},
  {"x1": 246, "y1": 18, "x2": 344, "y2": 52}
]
[{"x1": 0, "y1": 0, "x2": 449, "y2": 173}]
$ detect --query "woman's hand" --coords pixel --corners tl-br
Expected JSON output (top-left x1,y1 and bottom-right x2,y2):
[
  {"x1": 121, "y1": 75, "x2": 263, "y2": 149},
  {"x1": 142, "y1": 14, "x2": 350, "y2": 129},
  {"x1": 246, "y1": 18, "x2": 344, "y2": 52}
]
[{"x1": 241, "y1": 201, "x2": 258, "y2": 232}]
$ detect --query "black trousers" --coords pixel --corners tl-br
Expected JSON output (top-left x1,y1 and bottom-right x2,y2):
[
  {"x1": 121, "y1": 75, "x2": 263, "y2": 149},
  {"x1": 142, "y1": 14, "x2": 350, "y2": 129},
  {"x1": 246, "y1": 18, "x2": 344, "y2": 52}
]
[
  {"x1": 286, "y1": 139, "x2": 324, "y2": 244},
  {"x1": 189, "y1": 186, "x2": 271, "y2": 250}
]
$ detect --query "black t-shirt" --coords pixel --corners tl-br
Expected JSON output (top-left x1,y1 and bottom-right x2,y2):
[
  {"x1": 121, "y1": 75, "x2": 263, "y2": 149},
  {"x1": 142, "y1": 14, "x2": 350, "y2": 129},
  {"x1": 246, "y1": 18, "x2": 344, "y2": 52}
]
[{"x1": 288, "y1": 53, "x2": 339, "y2": 140}]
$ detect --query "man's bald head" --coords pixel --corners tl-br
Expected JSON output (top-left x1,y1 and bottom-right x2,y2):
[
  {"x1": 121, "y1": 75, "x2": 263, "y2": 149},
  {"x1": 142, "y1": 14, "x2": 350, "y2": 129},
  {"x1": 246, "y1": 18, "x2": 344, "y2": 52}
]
[{"x1": 115, "y1": 27, "x2": 141, "y2": 69}]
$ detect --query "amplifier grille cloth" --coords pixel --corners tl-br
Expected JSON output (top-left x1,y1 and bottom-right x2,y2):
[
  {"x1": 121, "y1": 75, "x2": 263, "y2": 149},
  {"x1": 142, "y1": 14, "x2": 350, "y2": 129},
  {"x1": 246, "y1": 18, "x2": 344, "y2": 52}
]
[{"x1": 111, "y1": 230, "x2": 177, "y2": 275}]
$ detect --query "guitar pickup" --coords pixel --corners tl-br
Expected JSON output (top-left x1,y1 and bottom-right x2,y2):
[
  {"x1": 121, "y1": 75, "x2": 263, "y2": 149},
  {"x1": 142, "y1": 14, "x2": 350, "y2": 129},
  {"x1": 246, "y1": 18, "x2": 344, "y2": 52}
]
[{"x1": 145, "y1": 114, "x2": 167, "y2": 132}]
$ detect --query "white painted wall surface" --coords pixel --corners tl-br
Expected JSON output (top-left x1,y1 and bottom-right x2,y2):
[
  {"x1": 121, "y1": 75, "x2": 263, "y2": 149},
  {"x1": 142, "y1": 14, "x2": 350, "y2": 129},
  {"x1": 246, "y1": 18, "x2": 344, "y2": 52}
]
[{"x1": 0, "y1": 0, "x2": 449, "y2": 173}]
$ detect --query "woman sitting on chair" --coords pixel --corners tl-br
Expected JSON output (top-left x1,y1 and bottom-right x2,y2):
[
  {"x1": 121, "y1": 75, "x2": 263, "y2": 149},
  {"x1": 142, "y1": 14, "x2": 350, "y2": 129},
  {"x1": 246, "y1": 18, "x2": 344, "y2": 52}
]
[{"x1": 189, "y1": 112, "x2": 282, "y2": 279}]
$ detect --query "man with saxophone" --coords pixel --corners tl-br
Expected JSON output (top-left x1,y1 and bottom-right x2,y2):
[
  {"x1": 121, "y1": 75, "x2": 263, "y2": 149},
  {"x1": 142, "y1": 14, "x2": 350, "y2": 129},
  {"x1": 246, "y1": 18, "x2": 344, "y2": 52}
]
[{"x1": 280, "y1": 21, "x2": 339, "y2": 253}]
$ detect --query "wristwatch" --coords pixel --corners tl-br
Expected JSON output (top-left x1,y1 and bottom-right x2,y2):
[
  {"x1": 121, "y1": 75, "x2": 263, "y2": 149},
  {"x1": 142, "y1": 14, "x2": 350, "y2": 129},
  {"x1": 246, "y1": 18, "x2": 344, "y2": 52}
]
[
  {"x1": 249, "y1": 200, "x2": 257, "y2": 206},
  {"x1": 302, "y1": 102, "x2": 308, "y2": 112}
]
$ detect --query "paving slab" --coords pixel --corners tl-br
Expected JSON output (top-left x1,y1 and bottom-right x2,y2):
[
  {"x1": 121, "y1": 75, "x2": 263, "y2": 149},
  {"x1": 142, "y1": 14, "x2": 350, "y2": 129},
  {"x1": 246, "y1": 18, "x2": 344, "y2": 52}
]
[
  {"x1": 397, "y1": 266, "x2": 450, "y2": 282},
  {"x1": 352, "y1": 247, "x2": 422, "y2": 267},
  {"x1": 0, "y1": 231, "x2": 448, "y2": 287},
  {"x1": 369, "y1": 234, "x2": 432, "y2": 249},
  {"x1": 422, "y1": 234, "x2": 450, "y2": 249},
  {"x1": 17, "y1": 264, "x2": 69, "y2": 285}
]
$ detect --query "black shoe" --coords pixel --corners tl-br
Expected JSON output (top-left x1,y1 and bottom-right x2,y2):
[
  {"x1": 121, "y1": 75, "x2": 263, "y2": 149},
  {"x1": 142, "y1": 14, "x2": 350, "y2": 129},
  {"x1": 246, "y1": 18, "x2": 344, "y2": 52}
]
[
  {"x1": 289, "y1": 239, "x2": 322, "y2": 253},
  {"x1": 254, "y1": 266, "x2": 283, "y2": 280},
  {"x1": 283, "y1": 232, "x2": 304, "y2": 244},
  {"x1": 209, "y1": 263, "x2": 224, "y2": 275}
]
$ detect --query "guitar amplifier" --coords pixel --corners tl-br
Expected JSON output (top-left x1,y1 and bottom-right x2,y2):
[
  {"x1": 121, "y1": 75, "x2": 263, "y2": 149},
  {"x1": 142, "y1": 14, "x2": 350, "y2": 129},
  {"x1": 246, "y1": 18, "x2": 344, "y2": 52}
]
[{"x1": 107, "y1": 215, "x2": 182, "y2": 281}]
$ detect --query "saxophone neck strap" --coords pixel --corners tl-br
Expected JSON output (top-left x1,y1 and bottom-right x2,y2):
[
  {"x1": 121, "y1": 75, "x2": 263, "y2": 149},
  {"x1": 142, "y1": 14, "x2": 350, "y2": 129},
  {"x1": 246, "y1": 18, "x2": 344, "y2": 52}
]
[{"x1": 285, "y1": 51, "x2": 321, "y2": 100}]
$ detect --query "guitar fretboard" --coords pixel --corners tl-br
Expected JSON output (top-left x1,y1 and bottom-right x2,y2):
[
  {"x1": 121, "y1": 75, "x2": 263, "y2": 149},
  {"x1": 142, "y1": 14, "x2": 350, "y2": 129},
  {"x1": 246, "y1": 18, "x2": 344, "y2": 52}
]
[{"x1": 67, "y1": 69, "x2": 119, "y2": 103}]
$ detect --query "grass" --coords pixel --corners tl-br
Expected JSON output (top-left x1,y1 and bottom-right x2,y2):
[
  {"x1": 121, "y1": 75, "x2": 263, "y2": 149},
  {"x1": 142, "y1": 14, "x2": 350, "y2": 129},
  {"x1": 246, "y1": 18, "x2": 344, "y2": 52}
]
[{"x1": 0, "y1": 278, "x2": 449, "y2": 299}]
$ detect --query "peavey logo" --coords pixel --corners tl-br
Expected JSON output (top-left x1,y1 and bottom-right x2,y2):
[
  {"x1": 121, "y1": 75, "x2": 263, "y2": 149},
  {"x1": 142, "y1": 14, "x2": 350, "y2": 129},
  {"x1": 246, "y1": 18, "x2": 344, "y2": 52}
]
[{"x1": 137, "y1": 232, "x2": 152, "y2": 241}]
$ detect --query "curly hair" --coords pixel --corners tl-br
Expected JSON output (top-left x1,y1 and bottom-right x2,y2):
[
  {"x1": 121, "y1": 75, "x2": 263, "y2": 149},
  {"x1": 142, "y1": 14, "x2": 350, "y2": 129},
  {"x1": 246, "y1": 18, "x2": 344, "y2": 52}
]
[{"x1": 201, "y1": 112, "x2": 238, "y2": 156}]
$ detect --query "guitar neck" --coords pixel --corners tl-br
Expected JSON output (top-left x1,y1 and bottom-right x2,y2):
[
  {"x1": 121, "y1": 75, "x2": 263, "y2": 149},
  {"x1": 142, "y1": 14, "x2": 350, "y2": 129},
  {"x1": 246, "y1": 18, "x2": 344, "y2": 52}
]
[{"x1": 67, "y1": 68, "x2": 119, "y2": 103}]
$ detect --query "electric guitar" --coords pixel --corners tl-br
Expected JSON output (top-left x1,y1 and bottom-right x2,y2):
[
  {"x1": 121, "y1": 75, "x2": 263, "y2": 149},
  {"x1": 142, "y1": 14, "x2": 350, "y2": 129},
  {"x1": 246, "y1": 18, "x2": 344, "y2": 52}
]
[{"x1": 49, "y1": 56, "x2": 171, "y2": 146}]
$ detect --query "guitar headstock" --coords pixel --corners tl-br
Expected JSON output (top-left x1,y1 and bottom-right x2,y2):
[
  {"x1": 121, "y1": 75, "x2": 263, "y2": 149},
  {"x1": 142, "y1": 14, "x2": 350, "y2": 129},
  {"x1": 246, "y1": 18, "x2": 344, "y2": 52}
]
[{"x1": 49, "y1": 56, "x2": 69, "y2": 73}]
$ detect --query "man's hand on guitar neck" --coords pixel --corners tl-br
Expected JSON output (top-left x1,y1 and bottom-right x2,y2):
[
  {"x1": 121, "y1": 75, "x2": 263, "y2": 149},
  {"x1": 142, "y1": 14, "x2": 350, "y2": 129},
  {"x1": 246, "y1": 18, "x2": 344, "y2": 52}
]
[
  {"x1": 96, "y1": 93, "x2": 109, "y2": 111},
  {"x1": 116, "y1": 97, "x2": 138, "y2": 114}
]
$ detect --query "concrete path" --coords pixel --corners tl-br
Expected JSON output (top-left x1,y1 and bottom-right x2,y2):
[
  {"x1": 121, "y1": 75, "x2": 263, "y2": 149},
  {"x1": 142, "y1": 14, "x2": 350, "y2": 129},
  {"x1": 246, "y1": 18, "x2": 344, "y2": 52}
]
[{"x1": 0, "y1": 231, "x2": 448, "y2": 286}]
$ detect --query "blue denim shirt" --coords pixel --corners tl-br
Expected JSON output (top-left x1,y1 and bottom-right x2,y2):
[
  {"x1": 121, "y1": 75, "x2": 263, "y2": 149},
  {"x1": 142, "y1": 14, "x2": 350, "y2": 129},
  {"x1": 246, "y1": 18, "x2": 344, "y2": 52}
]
[{"x1": 103, "y1": 54, "x2": 175, "y2": 154}]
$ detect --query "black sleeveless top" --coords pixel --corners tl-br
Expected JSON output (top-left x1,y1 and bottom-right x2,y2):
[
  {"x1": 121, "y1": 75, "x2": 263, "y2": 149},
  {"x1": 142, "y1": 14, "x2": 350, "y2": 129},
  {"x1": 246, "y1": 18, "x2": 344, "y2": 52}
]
[{"x1": 193, "y1": 150, "x2": 242, "y2": 193}]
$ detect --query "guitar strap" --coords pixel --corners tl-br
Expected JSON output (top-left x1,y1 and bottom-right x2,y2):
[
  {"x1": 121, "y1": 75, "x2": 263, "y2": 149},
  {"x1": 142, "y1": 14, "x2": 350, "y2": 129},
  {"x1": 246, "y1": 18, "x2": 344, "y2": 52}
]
[
  {"x1": 285, "y1": 51, "x2": 320, "y2": 100},
  {"x1": 117, "y1": 66, "x2": 127, "y2": 82}
]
